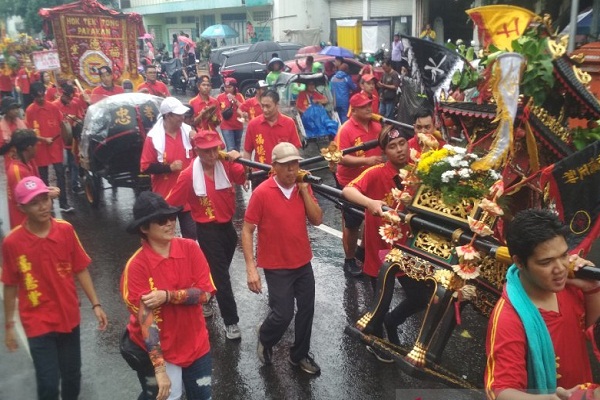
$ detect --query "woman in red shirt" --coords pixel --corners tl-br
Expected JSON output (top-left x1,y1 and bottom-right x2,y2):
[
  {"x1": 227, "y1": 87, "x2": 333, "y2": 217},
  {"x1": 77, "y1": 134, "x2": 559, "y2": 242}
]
[
  {"x1": 121, "y1": 191, "x2": 216, "y2": 400},
  {"x1": 217, "y1": 78, "x2": 244, "y2": 151}
]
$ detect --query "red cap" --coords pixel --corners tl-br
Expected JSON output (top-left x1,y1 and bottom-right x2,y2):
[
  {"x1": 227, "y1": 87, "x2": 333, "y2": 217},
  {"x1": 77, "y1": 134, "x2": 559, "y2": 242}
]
[
  {"x1": 224, "y1": 78, "x2": 237, "y2": 86},
  {"x1": 350, "y1": 93, "x2": 372, "y2": 108},
  {"x1": 361, "y1": 74, "x2": 377, "y2": 82},
  {"x1": 193, "y1": 130, "x2": 224, "y2": 149}
]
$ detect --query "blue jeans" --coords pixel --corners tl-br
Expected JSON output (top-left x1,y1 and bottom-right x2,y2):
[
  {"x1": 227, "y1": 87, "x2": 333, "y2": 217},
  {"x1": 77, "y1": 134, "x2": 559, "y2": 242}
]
[
  {"x1": 221, "y1": 129, "x2": 243, "y2": 152},
  {"x1": 28, "y1": 325, "x2": 81, "y2": 400},
  {"x1": 335, "y1": 106, "x2": 349, "y2": 124},
  {"x1": 379, "y1": 101, "x2": 395, "y2": 120}
]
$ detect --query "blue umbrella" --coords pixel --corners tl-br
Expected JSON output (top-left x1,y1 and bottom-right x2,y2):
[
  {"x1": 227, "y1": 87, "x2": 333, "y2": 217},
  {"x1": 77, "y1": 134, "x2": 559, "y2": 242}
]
[
  {"x1": 319, "y1": 46, "x2": 354, "y2": 58},
  {"x1": 201, "y1": 24, "x2": 239, "y2": 39}
]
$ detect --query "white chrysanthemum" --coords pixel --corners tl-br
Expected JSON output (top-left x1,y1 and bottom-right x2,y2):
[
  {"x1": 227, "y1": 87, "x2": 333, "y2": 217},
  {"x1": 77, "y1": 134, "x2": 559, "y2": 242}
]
[
  {"x1": 458, "y1": 168, "x2": 471, "y2": 178},
  {"x1": 441, "y1": 170, "x2": 457, "y2": 183}
]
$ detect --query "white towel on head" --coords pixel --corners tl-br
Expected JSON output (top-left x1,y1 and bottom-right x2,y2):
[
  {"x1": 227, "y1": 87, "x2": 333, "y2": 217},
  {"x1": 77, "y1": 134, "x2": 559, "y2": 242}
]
[
  {"x1": 147, "y1": 117, "x2": 193, "y2": 162},
  {"x1": 192, "y1": 157, "x2": 232, "y2": 197}
]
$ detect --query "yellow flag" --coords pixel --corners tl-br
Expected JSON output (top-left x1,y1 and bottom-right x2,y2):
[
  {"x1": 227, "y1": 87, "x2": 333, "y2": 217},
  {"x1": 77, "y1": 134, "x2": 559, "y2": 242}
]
[{"x1": 466, "y1": 5, "x2": 537, "y2": 51}]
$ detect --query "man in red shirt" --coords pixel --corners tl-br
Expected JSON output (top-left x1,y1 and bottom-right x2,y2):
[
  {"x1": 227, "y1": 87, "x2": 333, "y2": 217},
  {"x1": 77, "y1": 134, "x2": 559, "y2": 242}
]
[
  {"x1": 90, "y1": 66, "x2": 124, "y2": 104},
  {"x1": 242, "y1": 142, "x2": 323, "y2": 374},
  {"x1": 335, "y1": 92, "x2": 383, "y2": 277},
  {"x1": 137, "y1": 64, "x2": 171, "y2": 97},
  {"x1": 343, "y1": 126, "x2": 432, "y2": 363},
  {"x1": 0, "y1": 57, "x2": 14, "y2": 98},
  {"x1": 166, "y1": 130, "x2": 246, "y2": 341},
  {"x1": 296, "y1": 81, "x2": 328, "y2": 114},
  {"x1": 26, "y1": 81, "x2": 74, "y2": 212},
  {"x1": 347, "y1": 74, "x2": 379, "y2": 117},
  {"x1": 0, "y1": 96, "x2": 27, "y2": 168},
  {"x1": 407, "y1": 109, "x2": 445, "y2": 160},
  {"x1": 485, "y1": 209, "x2": 600, "y2": 399},
  {"x1": 242, "y1": 90, "x2": 302, "y2": 188},
  {"x1": 53, "y1": 83, "x2": 87, "y2": 194},
  {"x1": 239, "y1": 80, "x2": 267, "y2": 122},
  {"x1": 140, "y1": 96, "x2": 196, "y2": 240},
  {"x1": 121, "y1": 191, "x2": 215, "y2": 400},
  {"x1": 15, "y1": 58, "x2": 39, "y2": 109},
  {"x1": 189, "y1": 75, "x2": 220, "y2": 132},
  {"x1": 2, "y1": 176, "x2": 107, "y2": 400}
]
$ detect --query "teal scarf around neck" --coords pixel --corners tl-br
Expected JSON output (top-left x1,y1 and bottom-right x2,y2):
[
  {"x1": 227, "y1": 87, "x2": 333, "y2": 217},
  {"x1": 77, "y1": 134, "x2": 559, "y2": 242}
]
[{"x1": 505, "y1": 264, "x2": 557, "y2": 393}]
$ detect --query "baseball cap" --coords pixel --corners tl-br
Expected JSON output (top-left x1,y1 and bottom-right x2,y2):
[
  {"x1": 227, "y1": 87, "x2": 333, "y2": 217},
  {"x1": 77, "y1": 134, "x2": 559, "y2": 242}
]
[
  {"x1": 350, "y1": 93, "x2": 372, "y2": 108},
  {"x1": 14, "y1": 176, "x2": 49, "y2": 205},
  {"x1": 224, "y1": 77, "x2": 237, "y2": 86},
  {"x1": 160, "y1": 97, "x2": 189, "y2": 115},
  {"x1": 272, "y1": 142, "x2": 302, "y2": 164},
  {"x1": 361, "y1": 74, "x2": 377, "y2": 82},
  {"x1": 193, "y1": 130, "x2": 224, "y2": 149}
]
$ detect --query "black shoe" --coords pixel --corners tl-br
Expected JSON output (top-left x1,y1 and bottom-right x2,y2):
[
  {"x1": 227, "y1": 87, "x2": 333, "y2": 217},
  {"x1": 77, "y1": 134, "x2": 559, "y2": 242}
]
[
  {"x1": 257, "y1": 326, "x2": 272, "y2": 365},
  {"x1": 355, "y1": 246, "x2": 365, "y2": 263},
  {"x1": 72, "y1": 186, "x2": 84, "y2": 195},
  {"x1": 343, "y1": 258, "x2": 362, "y2": 277},
  {"x1": 384, "y1": 314, "x2": 400, "y2": 345},
  {"x1": 366, "y1": 345, "x2": 394, "y2": 363},
  {"x1": 289, "y1": 354, "x2": 321, "y2": 375}
]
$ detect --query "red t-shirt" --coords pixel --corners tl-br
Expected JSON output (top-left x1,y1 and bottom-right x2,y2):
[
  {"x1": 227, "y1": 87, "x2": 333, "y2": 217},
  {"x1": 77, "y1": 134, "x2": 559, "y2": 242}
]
[
  {"x1": 188, "y1": 95, "x2": 221, "y2": 132},
  {"x1": 90, "y1": 85, "x2": 125, "y2": 104},
  {"x1": 140, "y1": 131, "x2": 193, "y2": 201},
  {"x1": 335, "y1": 116, "x2": 382, "y2": 186},
  {"x1": 166, "y1": 159, "x2": 246, "y2": 223},
  {"x1": 6, "y1": 158, "x2": 39, "y2": 228},
  {"x1": 121, "y1": 238, "x2": 216, "y2": 367},
  {"x1": 15, "y1": 68, "x2": 39, "y2": 95},
  {"x1": 296, "y1": 90, "x2": 326, "y2": 113},
  {"x1": 239, "y1": 97, "x2": 262, "y2": 121},
  {"x1": 244, "y1": 113, "x2": 301, "y2": 165},
  {"x1": 45, "y1": 85, "x2": 60, "y2": 102},
  {"x1": 217, "y1": 92, "x2": 244, "y2": 131},
  {"x1": 1, "y1": 219, "x2": 91, "y2": 338},
  {"x1": 53, "y1": 98, "x2": 86, "y2": 136},
  {"x1": 26, "y1": 100, "x2": 64, "y2": 166},
  {"x1": 485, "y1": 286, "x2": 592, "y2": 397},
  {"x1": 137, "y1": 80, "x2": 171, "y2": 97},
  {"x1": 0, "y1": 70, "x2": 13, "y2": 92},
  {"x1": 244, "y1": 177, "x2": 316, "y2": 269},
  {"x1": 347, "y1": 162, "x2": 410, "y2": 277},
  {"x1": 0, "y1": 116, "x2": 27, "y2": 167}
]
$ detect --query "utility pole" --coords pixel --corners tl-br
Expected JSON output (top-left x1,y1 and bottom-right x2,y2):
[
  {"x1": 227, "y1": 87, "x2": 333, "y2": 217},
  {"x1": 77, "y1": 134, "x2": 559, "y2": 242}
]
[{"x1": 568, "y1": 0, "x2": 579, "y2": 52}]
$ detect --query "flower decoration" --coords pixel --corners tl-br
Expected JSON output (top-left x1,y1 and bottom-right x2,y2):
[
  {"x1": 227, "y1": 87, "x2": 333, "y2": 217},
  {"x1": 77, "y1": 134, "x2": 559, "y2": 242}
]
[
  {"x1": 452, "y1": 262, "x2": 481, "y2": 280},
  {"x1": 379, "y1": 223, "x2": 403, "y2": 245},
  {"x1": 467, "y1": 216, "x2": 494, "y2": 237},
  {"x1": 456, "y1": 244, "x2": 481, "y2": 261},
  {"x1": 381, "y1": 210, "x2": 401, "y2": 224},
  {"x1": 415, "y1": 145, "x2": 502, "y2": 205},
  {"x1": 320, "y1": 141, "x2": 342, "y2": 163},
  {"x1": 480, "y1": 198, "x2": 504, "y2": 217}
]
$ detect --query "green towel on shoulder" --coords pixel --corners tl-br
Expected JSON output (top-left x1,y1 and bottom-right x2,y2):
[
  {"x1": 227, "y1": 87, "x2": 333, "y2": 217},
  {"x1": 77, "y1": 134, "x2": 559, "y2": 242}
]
[{"x1": 506, "y1": 264, "x2": 557, "y2": 393}]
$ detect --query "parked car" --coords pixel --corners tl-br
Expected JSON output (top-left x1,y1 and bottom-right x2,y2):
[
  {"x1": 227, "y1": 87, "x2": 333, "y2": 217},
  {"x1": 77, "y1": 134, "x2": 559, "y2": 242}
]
[
  {"x1": 286, "y1": 55, "x2": 384, "y2": 88},
  {"x1": 220, "y1": 41, "x2": 303, "y2": 98},
  {"x1": 209, "y1": 44, "x2": 250, "y2": 88}
]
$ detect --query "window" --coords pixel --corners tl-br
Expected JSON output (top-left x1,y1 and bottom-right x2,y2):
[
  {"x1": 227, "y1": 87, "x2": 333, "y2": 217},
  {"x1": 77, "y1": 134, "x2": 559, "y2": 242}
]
[
  {"x1": 253, "y1": 11, "x2": 271, "y2": 22},
  {"x1": 181, "y1": 16, "x2": 196, "y2": 24},
  {"x1": 165, "y1": 17, "x2": 177, "y2": 24},
  {"x1": 120, "y1": 0, "x2": 131, "y2": 8}
]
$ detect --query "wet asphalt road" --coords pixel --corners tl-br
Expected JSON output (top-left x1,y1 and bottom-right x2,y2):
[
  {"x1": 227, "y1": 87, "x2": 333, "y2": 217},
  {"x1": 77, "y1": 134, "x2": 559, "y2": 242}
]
[{"x1": 0, "y1": 92, "x2": 496, "y2": 399}]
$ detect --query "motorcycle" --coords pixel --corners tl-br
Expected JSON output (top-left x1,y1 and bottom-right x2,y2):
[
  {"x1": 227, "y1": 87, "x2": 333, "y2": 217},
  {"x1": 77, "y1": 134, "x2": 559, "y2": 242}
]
[
  {"x1": 185, "y1": 62, "x2": 198, "y2": 95},
  {"x1": 357, "y1": 44, "x2": 389, "y2": 67},
  {"x1": 161, "y1": 58, "x2": 187, "y2": 93}
]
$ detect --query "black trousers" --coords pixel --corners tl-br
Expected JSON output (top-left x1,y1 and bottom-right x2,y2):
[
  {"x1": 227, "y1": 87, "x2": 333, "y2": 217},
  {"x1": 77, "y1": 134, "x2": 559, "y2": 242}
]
[
  {"x1": 196, "y1": 221, "x2": 239, "y2": 325},
  {"x1": 260, "y1": 263, "x2": 315, "y2": 363},
  {"x1": 39, "y1": 163, "x2": 67, "y2": 206}
]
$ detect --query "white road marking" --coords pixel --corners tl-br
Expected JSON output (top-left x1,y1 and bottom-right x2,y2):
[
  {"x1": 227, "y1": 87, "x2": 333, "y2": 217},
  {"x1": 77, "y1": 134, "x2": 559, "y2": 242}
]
[{"x1": 314, "y1": 223, "x2": 343, "y2": 239}]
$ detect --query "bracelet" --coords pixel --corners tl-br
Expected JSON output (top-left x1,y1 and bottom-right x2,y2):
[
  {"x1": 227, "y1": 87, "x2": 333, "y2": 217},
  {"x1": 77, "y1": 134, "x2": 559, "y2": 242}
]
[
  {"x1": 92, "y1": 304, "x2": 102, "y2": 310},
  {"x1": 5, "y1": 321, "x2": 15, "y2": 329},
  {"x1": 164, "y1": 290, "x2": 170, "y2": 304},
  {"x1": 583, "y1": 286, "x2": 600, "y2": 295}
]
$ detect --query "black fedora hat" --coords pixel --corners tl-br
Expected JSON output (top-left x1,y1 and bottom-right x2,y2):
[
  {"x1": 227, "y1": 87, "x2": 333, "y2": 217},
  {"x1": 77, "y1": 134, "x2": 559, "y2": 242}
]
[
  {"x1": 126, "y1": 191, "x2": 182, "y2": 234},
  {"x1": 1, "y1": 96, "x2": 20, "y2": 114}
]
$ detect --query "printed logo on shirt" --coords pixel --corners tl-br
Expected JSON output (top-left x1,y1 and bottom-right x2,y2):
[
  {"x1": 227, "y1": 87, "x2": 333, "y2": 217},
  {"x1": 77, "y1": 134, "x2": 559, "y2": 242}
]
[
  {"x1": 18, "y1": 255, "x2": 43, "y2": 306},
  {"x1": 56, "y1": 262, "x2": 72, "y2": 278}
]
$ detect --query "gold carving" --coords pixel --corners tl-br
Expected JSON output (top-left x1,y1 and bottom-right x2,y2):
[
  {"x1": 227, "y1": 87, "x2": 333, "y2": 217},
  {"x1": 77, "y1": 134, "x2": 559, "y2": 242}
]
[
  {"x1": 413, "y1": 231, "x2": 454, "y2": 260},
  {"x1": 530, "y1": 106, "x2": 570, "y2": 144},
  {"x1": 411, "y1": 185, "x2": 478, "y2": 224},
  {"x1": 406, "y1": 342, "x2": 428, "y2": 367},
  {"x1": 573, "y1": 65, "x2": 592, "y2": 85},
  {"x1": 548, "y1": 36, "x2": 567, "y2": 59},
  {"x1": 478, "y1": 255, "x2": 509, "y2": 289},
  {"x1": 384, "y1": 252, "x2": 436, "y2": 281}
]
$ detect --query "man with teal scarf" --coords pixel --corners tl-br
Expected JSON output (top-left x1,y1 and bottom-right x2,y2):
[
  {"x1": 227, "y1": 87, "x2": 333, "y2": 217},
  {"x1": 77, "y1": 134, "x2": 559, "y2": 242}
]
[{"x1": 485, "y1": 209, "x2": 600, "y2": 399}]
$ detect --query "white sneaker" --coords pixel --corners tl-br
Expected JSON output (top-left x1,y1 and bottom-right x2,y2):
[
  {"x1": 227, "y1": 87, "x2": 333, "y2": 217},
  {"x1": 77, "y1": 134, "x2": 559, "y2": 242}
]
[{"x1": 225, "y1": 324, "x2": 241, "y2": 340}]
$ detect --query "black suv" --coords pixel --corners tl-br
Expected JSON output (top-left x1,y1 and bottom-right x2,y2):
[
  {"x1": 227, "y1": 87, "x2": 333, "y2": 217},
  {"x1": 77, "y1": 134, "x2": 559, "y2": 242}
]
[
  {"x1": 220, "y1": 41, "x2": 303, "y2": 98},
  {"x1": 209, "y1": 44, "x2": 250, "y2": 88}
]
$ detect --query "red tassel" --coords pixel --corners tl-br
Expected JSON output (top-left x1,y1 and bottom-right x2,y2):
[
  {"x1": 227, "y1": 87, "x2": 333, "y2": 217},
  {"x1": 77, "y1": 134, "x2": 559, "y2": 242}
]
[{"x1": 455, "y1": 300, "x2": 462, "y2": 325}]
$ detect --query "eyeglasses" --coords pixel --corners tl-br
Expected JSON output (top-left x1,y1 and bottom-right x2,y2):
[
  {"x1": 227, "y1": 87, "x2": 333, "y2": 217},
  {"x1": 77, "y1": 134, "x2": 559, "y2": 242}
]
[{"x1": 153, "y1": 215, "x2": 177, "y2": 226}]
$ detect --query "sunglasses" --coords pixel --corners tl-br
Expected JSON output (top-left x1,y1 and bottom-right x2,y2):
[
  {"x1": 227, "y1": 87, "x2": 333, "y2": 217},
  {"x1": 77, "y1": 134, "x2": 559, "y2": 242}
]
[{"x1": 153, "y1": 215, "x2": 177, "y2": 226}]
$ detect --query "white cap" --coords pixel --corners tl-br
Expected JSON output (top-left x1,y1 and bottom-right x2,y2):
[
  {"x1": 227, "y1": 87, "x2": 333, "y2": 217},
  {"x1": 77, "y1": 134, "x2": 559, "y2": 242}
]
[{"x1": 159, "y1": 97, "x2": 189, "y2": 115}]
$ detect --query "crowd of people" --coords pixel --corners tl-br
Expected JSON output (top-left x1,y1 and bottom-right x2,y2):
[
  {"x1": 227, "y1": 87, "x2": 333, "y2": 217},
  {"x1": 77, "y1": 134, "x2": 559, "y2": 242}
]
[{"x1": 3, "y1": 38, "x2": 600, "y2": 400}]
